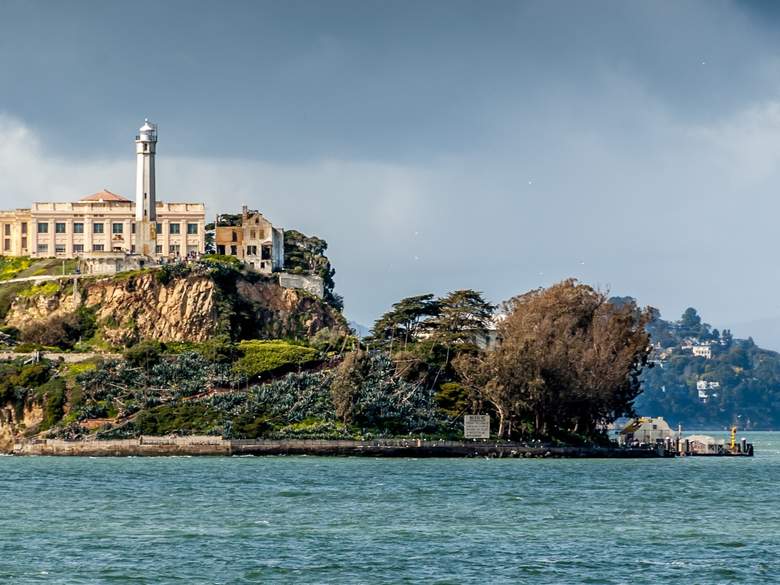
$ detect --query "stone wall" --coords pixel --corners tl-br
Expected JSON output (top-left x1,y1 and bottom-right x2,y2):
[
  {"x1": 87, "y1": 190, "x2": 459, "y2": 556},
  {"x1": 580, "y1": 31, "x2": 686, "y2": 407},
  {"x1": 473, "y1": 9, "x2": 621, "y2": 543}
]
[
  {"x1": 11, "y1": 437, "x2": 663, "y2": 458},
  {"x1": 278, "y1": 272, "x2": 325, "y2": 298}
]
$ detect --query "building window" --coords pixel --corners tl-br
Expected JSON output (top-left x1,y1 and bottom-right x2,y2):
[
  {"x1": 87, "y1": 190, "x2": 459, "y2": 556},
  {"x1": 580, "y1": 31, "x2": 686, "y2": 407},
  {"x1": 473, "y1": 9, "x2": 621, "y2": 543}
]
[
  {"x1": 187, "y1": 223, "x2": 198, "y2": 235},
  {"x1": 261, "y1": 245, "x2": 272, "y2": 260},
  {"x1": 92, "y1": 244, "x2": 104, "y2": 252},
  {"x1": 73, "y1": 244, "x2": 84, "y2": 253},
  {"x1": 155, "y1": 245, "x2": 163, "y2": 254},
  {"x1": 246, "y1": 245, "x2": 257, "y2": 256},
  {"x1": 169, "y1": 244, "x2": 180, "y2": 255},
  {"x1": 21, "y1": 223, "x2": 27, "y2": 234},
  {"x1": 230, "y1": 245, "x2": 237, "y2": 255},
  {"x1": 112, "y1": 223, "x2": 123, "y2": 234},
  {"x1": 55, "y1": 222, "x2": 66, "y2": 234},
  {"x1": 169, "y1": 223, "x2": 181, "y2": 234},
  {"x1": 37, "y1": 244, "x2": 48, "y2": 253},
  {"x1": 21, "y1": 237, "x2": 27, "y2": 249},
  {"x1": 37, "y1": 223, "x2": 48, "y2": 234},
  {"x1": 250, "y1": 230, "x2": 256, "y2": 239},
  {"x1": 231, "y1": 231, "x2": 238, "y2": 242},
  {"x1": 156, "y1": 222, "x2": 163, "y2": 234},
  {"x1": 55, "y1": 244, "x2": 66, "y2": 254},
  {"x1": 3, "y1": 224, "x2": 10, "y2": 236},
  {"x1": 3, "y1": 239, "x2": 9, "y2": 252},
  {"x1": 93, "y1": 223, "x2": 104, "y2": 234},
  {"x1": 132, "y1": 224, "x2": 136, "y2": 234},
  {"x1": 73, "y1": 222, "x2": 84, "y2": 233}
]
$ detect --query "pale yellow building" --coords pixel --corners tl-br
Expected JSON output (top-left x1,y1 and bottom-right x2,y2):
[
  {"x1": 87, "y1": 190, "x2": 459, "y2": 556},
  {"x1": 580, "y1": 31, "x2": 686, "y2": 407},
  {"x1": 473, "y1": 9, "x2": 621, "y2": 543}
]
[
  {"x1": 0, "y1": 190, "x2": 205, "y2": 259},
  {"x1": 215, "y1": 205, "x2": 284, "y2": 274},
  {"x1": 0, "y1": 120, "x2": 206, "y2": 261}
]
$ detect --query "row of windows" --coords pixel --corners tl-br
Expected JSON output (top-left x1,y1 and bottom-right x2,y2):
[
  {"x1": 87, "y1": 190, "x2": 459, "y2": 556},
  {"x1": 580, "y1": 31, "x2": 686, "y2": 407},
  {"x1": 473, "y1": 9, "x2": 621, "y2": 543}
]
[
  {"x1": 37, "y1": 243, "x2": 98, "y2": 253},
  {"x1": 38, "y1": 244, "x2": 197, "y2": 254},
  {"x1": 36, "y1": 222, "x2": 200, "y2": 234},
  {"x1": 1, "y1": 224, "x2": 28, "y2": 235}
]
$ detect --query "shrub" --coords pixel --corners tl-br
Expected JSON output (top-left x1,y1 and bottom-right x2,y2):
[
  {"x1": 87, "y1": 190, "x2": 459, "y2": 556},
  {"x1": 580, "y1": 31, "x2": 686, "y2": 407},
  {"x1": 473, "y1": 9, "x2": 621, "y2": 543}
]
[
  {"x1": 133, "y1": 403, "x2": 220, "y2": 435},
  {"x1": 18, "y1": 281, "x2": 60, "y2": 298},
  {"x1": 435, "y1": 382, "x2": 468, "y2": 417},
  {"x1": 123, "y1": 340, "x2": 165, "y2": 368},
  {"x1": 0, "y1": 256, "x2": 32, "y2": 280},
  {"x1": 155, "y1": 263, "x2": 192, "y2": 285},
  {"x1": 233, "y1": 340, "x2": 319, "y2": 379},
  {"x1": 37, "y1": 377, "x2": 66, "y2": 430},
  {"x1": 201, "y1": 254, "x2": 243, "y2": 268}
]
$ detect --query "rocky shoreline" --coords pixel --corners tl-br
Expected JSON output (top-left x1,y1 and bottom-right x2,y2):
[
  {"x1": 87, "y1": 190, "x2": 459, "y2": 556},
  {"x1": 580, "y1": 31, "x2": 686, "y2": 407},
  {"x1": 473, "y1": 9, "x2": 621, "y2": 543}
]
[{"x1": 11, "y1": 436, "x2": 664, "y2": 458}]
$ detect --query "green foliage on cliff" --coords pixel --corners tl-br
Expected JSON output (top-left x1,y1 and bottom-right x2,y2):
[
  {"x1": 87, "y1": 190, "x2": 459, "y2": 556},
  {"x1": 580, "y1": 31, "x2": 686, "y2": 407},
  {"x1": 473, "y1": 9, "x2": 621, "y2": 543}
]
[
  {"x1": 232, "y1": 340, "x2": 319, "y2": 379},
  {"x1": 20, "y1": 306, "x2": 97, "y2": 350},
  {"x1": 36, "y1": 377, "x2": 66, "y2": 431},
  {"x1": 0, "y1": 257, "x2": 32, "y2": 281},
  {"x1": 18, "y1": 281, "x2": 60, "y2": 298},
  {"x1": 283, "y1": 230, "x2": 343, "y2": 311},
  {"x1": 133, "y1": 403, "x2": 220, "y2": 436}
]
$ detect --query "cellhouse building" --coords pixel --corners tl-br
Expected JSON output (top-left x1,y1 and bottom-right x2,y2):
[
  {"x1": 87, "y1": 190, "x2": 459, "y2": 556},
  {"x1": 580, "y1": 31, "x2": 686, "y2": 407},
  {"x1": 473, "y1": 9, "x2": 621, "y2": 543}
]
[{"x1": 0, "y1": 120, "x2": 206, "y2": 260}]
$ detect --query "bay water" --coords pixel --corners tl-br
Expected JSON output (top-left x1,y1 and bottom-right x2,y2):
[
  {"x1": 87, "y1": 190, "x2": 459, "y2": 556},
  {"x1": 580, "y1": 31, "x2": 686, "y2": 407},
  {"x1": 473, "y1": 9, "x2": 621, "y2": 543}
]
[{"x1": 1, "y1": 432, "x2": 779, "y2": 584}]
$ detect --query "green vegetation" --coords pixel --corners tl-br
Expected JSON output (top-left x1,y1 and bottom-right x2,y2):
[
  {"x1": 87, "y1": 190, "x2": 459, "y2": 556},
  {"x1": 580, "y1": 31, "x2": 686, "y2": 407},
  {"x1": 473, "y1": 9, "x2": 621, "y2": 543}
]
[
  {"x1": 6, "y1": 269, "x2": 777, "y2": 444},
  {"x1": 19, "y1": 306, "x2": 97, "y2": 349},
  {"x1": 284, "y1": 230, "x2": 343, "y2": 311},
  {"x1": 18, "y1": 281, "x2": 60, "y2": 298},
  {"x1": 0, "y1": 257, "x2": 77, "y2": 280},
  {"x1": 131, "y1": 403, "x2": 220, "y2": 436},
  {"x1": 455, "y1": 281, "x2": 650, "y2": 439},
  {"x1": 233, "y1": 340, "x2": 319, "y2": 379},
  {"x1": 0, "y1": 257, "x2": 32, "y2": 281}
]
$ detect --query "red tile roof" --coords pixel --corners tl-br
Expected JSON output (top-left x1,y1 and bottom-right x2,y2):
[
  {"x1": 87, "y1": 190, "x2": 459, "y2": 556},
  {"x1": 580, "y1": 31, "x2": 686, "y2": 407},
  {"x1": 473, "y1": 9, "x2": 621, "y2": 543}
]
[{"x1": 79, "y1": 190, "x2": 131, "y2": 203}]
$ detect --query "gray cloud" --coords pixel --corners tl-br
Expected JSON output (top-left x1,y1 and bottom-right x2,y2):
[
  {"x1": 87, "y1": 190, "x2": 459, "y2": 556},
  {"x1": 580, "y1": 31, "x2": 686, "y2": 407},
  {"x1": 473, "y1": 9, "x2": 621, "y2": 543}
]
[{"x1": 1, "y1": 1, "x2": 780, "y2": 348}]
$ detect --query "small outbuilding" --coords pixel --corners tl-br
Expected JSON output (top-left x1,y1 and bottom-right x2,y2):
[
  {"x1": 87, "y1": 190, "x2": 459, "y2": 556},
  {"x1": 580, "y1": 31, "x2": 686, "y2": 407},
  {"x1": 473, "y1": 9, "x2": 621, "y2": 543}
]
[
  {"x1": 684, "y1": 434, "x2": 724, "y2": 455},
  {"x1": 620, "y1": 417, "x2": 675, "y2": 446}
]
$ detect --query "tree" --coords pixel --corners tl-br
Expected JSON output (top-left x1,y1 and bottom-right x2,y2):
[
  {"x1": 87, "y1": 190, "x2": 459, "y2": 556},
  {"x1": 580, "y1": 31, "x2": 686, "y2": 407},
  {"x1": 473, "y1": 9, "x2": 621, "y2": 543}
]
[
  {"x1": 368, "y1": 294, "x2": 440, "y2": 349},
  {"x1": 678, "y1": 307, "x2": 711, "y2": 339},
  {"x1": 455, "y1": 280, "x2": 651, "y2": 439},
  {"x1": 330, "y1": 350, "x2": 371, "y2": 424},
  {"x1": 430, "y1": 289, "x2": 495, "y2": 347}
]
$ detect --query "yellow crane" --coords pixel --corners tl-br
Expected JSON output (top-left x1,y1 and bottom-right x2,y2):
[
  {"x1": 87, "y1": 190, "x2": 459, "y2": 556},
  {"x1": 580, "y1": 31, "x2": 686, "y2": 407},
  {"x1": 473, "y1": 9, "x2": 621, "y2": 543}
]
[{"x1": 730, "y1": 426, "x2": 737, "y2": 452}]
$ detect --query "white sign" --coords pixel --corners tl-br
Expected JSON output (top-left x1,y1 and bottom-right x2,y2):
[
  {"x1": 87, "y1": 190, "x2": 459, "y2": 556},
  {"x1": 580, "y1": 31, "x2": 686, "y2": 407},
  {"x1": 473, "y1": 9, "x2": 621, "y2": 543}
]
[{"x1": 464, "y1": 415, "x2": 491, "y2": 439}]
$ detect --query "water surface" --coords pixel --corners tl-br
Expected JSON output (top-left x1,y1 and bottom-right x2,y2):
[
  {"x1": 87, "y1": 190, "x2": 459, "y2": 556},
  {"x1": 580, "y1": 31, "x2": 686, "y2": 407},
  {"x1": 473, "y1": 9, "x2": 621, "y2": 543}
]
[{"x1": 1, "y1": 432, "x2": 778, "y2": 584}]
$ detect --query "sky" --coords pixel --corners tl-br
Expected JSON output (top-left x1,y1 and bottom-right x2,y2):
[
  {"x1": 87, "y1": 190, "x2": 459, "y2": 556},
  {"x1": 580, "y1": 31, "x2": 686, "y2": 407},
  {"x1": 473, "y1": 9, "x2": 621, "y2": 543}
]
[{"x1": 1, "y1": 0, "x2": 780, "y2": 348}]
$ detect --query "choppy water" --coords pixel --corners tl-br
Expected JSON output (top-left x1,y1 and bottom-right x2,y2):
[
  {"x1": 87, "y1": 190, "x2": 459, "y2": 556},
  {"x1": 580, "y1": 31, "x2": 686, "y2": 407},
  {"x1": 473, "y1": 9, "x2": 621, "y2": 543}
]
[{"x1": 1, "y1": 432, "x2": 779, "y2": 584}]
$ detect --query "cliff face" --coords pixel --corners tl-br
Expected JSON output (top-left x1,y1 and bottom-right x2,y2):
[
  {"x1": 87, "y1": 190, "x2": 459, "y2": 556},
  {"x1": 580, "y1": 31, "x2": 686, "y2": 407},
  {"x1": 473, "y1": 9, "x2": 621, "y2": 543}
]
[
  {"x1": 0, "y1": 402, "x2": 43, "y2": 452},
  {"x1": 4, "y1": 269, "x2": 346, "y2": 345}
]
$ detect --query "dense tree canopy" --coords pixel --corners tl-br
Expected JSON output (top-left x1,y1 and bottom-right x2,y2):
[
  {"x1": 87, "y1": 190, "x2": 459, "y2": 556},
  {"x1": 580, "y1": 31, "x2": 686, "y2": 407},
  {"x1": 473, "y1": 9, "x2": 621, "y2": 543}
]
[{"x1": 455, "y1": 280, "x2": 651, "y2": 439}]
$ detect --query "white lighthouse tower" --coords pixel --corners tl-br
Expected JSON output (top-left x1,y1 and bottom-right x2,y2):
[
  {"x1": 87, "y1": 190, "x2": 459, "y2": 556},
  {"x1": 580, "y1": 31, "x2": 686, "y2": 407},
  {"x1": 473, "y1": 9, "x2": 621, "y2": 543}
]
[{"x1": 135, "y1": 119, "x2": 158, "y2": 256}]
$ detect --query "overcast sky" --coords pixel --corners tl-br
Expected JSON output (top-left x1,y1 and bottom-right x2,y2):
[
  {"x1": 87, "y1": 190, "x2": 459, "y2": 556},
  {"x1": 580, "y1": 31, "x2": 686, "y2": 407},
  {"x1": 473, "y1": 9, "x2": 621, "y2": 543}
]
[{"x1": 2, "y1": 0, "x2": 780, "y2": 348}]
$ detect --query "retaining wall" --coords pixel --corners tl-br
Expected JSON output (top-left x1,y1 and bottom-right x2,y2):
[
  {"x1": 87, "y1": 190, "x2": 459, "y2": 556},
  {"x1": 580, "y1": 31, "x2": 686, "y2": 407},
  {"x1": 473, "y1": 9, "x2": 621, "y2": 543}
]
[{"x1": 12, "y1": 437, "x2": 661, "y2": 458}]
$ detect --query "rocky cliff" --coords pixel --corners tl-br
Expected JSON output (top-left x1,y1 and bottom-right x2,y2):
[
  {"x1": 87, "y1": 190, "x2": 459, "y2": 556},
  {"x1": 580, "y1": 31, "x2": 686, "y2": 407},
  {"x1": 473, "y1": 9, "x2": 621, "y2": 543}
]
[
  {"x1": 0, "y1": 402, "x2": 43, "y2": 452},
  {"x1": 3, "y1": 265, "x2": 346, "y2": 346}
]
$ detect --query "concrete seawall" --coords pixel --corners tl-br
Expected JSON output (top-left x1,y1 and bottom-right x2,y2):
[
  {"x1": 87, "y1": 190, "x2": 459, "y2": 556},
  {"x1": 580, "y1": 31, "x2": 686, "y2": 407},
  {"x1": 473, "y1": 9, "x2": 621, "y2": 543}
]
[{"x1": 12, "y1": 436, "x2": 662, "y2": 458}]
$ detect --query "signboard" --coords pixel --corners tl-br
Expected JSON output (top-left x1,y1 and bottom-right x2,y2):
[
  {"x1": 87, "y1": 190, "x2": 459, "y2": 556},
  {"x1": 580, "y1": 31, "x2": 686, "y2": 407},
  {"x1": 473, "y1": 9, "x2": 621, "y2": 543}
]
[{"x1": 464, "y1": 414, "x2": 491, "y2": 439}]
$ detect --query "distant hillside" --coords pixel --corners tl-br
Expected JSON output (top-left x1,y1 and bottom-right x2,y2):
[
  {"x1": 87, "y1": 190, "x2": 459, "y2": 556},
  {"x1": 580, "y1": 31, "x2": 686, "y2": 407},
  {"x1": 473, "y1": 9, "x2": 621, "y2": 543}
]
[{"x1": 625, "y1": 302, "x2": 780, "y2": 430}]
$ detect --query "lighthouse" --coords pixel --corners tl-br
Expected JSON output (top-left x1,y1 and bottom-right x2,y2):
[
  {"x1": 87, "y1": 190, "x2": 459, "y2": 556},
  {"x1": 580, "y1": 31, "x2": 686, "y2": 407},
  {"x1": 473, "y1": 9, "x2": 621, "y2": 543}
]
[{"x1": 135, "y1": 119, "x2": 158, "y2": 256}]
